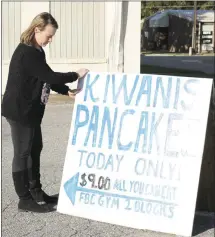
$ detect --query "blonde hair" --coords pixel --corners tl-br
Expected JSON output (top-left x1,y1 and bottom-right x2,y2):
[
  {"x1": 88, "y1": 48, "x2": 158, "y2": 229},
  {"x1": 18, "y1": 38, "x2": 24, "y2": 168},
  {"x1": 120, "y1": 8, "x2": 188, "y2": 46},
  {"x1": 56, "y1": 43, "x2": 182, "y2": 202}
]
[{"x1": 20, "y1": 12, "x2": 58, "y2": 45}]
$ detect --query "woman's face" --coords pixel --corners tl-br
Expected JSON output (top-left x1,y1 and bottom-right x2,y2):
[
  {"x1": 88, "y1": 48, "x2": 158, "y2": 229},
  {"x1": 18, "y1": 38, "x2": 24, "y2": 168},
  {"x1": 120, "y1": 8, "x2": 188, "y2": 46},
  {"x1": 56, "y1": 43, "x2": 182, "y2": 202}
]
[{"x1": 34, "y1": 24, "x2": 56, "y2": 47}]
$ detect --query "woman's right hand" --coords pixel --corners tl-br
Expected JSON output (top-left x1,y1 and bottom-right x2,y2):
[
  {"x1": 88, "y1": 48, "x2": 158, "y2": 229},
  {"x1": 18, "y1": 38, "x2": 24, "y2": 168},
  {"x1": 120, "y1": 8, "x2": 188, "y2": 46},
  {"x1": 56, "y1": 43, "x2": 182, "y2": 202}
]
[{"x1": 76, "y1": 68, "x2": 89, "y2": 79}]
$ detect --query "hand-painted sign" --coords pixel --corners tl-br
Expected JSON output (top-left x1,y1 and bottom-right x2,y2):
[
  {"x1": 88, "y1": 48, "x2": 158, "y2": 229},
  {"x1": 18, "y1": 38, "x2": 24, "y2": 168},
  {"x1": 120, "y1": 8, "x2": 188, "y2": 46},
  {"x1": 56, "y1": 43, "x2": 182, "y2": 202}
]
[{"x1": 57, "y1": 72, "x2": 212, "y2": 237}]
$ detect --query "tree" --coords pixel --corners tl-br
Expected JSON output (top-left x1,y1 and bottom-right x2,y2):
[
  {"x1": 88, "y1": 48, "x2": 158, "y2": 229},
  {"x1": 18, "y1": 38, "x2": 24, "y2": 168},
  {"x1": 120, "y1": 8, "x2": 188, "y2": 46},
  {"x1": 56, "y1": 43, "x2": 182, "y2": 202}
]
[{"x1": 141, "y1": 1, "x2": 215, "y2": 19}]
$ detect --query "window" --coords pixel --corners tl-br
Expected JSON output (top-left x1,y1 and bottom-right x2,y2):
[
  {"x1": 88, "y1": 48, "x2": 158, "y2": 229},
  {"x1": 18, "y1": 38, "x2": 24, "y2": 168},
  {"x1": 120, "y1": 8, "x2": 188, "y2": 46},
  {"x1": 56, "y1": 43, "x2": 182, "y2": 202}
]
[
  {"x1": 2, "y1": 2, "x2": 21, "y2": 61},
  {"x1": 49, "y1": 1, "x2": 106, "y2": 62}
]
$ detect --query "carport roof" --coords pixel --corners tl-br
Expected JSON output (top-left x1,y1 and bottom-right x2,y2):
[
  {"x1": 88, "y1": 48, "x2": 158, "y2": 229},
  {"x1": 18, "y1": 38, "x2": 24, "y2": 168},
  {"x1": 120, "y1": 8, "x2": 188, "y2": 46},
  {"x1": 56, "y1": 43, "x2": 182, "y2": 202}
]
[{"x1": 149, "y1": 10, "x2": 214, "y2": 27}]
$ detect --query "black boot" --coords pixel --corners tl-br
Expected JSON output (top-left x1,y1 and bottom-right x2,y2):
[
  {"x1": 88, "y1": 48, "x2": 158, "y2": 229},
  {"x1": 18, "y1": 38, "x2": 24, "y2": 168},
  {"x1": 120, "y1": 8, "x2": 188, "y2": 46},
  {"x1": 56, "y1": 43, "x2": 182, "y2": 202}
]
[
  {"x1": 18, "y1": 198, "x2": 54, "y2": 213},
  {"x1": 12, "y1": 170, "x2": 54, "y2": 213},
  {"x1": 28, "y1": 168, "x2": 58, "y2": 205},
  {"x1": 29, "y1": 179, "x2": 58, "y2": 205},
  {"x1": 30, "y1": 187, "x2": 58, "y2": 205}
]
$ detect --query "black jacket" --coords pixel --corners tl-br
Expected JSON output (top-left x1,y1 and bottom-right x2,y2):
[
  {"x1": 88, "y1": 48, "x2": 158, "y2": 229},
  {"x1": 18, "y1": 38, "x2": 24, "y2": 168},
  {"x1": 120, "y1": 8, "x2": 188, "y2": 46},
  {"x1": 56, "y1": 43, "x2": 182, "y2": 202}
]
[{"x1": 1, "y1": 43, "x2": 79, "y2": 126}]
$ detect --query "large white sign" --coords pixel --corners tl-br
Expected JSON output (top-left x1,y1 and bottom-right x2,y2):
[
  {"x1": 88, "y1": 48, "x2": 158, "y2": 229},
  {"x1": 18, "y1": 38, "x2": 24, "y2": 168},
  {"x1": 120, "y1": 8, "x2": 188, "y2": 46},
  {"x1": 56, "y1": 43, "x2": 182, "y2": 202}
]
[{"x1": 57, "y1": 72, "x2": 212, "y2": 237}]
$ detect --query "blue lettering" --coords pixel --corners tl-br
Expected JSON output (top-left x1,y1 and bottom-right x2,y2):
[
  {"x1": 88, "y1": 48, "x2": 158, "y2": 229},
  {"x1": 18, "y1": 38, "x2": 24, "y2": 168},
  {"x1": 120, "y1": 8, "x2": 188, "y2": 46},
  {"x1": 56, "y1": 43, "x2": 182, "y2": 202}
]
[
  {"x1": 111, "y1": 198, "x2": 119, "y2": 209},
  {"x1": 112, "y1": 74, "x2": 139, "y2": 105},
  {"x1": 79, "y1": 192, "x2": 96, "y2": 205},
  {"x1": 148, "y1": 113, "x2": 163, "y2": 154},
  {"x1": 153, "y1": 77, "x2": 172, "y2": 108},
  {"x1": 134, "y1": 112, "x2": 148, "y2": 153},
  {"x1": 174, "y1": 78, "x2": 180, "y2": 110},
  {"x1": 104, "y1": 155, "x2": 113, "y2": 172},
  {"x1": 78, "y1": 150, "x2": 88, "y2": 167},
  {"x1": 98, "y1": 107, "x2": 118, "y2": 149},
  {"x1": 80, "y1": 192, "x2": 86, "y2": 203},
  {"x1": 72, "y1": 104, "x2": 89, "y2": 145},
  {"x1": 165, "y1": 113, "x2": 183, "y2": 157},
  {"x1": 136, "y1": 75, "x2": 152, "y2": 106},
  {"x1": 116, "y1": 155, "x2": 124, "y2": 172},
  {"x1": 84, "y1": 74, "x2": 99, "y2": 102},
  {"x1": 84, "y1": 105, "x2": 99, "y2": 147},
  {"x1": 103, "y1": 74, "x2": 110, "y2": 103},
  {"x1": 135, "y1": 158, "x2": 147, "y2": 175},
  {"x1": 96, "y1": 153, "x2": 106, "y2": 169},
  {"x1": 117, "y1": 109, "x2": 135, "y2": 151},
  {"x1": 98, "y1": 195, "x2": 105, "y2": 207},
  {"x1": 181, "y1": 79, "x2": 200, "y2": 111},
  {"x1": 184, "y1": 79, "x2": 199, "y2": 95},
  {"x1": 86, "y1": 152, "x2": 96, "y2": 168}
]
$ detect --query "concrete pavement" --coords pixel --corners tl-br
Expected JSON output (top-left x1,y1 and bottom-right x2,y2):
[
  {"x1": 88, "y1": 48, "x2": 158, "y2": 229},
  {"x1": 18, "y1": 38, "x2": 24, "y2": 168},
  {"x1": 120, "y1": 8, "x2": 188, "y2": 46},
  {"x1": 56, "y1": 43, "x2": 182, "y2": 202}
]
[
  {"x1": 141, "y1": 56, "x2": 215, "y2": 75},
  {"x1": 1, "y1": 97, "x2": 215, "y2": 237}
]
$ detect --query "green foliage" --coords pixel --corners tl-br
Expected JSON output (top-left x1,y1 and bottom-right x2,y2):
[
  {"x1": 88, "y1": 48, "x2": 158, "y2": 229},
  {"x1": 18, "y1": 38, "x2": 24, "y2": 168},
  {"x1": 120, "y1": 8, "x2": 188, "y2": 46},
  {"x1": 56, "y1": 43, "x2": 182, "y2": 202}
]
[
  {"x1": 141, "y1": 1, "x2": 215, "y2": 19},
  {"x1": 198, "y1": 1, "x2": 215, "y2": 9}
]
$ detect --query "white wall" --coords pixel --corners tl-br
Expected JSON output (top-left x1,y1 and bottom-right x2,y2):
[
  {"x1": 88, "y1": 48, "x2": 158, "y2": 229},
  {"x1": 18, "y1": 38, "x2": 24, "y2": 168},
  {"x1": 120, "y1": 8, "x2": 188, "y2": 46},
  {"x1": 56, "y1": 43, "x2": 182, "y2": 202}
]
[
  {"x1": 1, "y1": 1, "x2": 140, "y2": 94},
  {"x1": 124, "y1": 2, "x2": 141, "y2": 73},
  {"x1": 2, "y1": 2, "x2": 51, "y2": 93}
]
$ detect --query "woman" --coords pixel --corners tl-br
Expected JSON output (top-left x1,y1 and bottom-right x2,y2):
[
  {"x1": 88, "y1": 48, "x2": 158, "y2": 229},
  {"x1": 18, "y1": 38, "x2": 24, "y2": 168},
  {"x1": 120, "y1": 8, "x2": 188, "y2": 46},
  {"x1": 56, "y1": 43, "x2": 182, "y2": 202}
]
[{"x1": 1, "y1": 12, "x2": 89, "y2": 213}]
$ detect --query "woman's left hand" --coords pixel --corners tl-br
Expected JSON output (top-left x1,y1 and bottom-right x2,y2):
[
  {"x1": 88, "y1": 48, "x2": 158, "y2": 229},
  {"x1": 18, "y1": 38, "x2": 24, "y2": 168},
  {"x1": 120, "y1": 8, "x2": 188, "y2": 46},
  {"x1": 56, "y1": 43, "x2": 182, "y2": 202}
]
[{"x1": 68, "y1": 89, "x2": 81, "y2": 98}]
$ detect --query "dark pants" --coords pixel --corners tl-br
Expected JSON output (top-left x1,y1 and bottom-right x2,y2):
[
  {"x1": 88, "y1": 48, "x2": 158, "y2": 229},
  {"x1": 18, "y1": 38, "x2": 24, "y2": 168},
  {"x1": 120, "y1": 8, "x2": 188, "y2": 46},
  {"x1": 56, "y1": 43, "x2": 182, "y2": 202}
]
[{"x1": 7, "y1": 118, "x2": 43, "y2": 199}]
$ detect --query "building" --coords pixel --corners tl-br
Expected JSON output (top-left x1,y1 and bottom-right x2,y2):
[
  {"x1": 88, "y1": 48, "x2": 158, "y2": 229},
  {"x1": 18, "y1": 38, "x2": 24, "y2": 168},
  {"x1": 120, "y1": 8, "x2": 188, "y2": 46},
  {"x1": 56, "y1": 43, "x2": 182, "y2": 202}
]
[
  {"x1": 141, "y1": 10, "x2": 215, "y2": 53},
  {"x1": 1, "y1": 1, "x2": 141, "y2": 94}
]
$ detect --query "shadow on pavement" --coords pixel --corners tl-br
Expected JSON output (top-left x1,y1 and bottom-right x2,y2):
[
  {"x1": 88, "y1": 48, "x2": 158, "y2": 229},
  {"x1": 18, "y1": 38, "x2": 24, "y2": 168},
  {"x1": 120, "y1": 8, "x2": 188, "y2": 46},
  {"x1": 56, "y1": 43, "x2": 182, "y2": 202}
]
[{"x1": 192, "y1": 213, "x2": 215, "y2": 236}]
